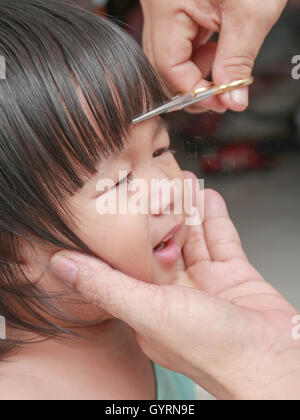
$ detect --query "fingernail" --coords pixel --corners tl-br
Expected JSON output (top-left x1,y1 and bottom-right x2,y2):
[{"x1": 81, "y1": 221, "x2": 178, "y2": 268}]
[
  {"x1": 230, "y1": 87, "x2": 249, "y2": 107},
  {"x1": 50, "y1": 255, "x2": 79, "y2": 286}
]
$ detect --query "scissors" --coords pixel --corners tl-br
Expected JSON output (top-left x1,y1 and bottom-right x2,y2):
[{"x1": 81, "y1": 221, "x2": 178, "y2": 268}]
[{"x1": 132, "y1": 77, "x2": 254, "y2": 124}]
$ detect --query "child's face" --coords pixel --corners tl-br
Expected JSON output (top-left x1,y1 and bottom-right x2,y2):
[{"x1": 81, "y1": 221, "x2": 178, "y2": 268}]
[
  {"x1": 24, "y1": 90, "x2": 190, "y2": 328},
  {"x1": 70, "y1": 116, "x2": 188, "y2": 286}
]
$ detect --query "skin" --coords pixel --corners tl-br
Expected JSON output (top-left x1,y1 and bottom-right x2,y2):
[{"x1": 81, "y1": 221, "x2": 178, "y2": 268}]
[
  {"x1": 51, "y1": 186, "x2": 300, "y2": 400},
  {"x1": 0, "y1": 106, "x2": 191, "y2": 399},
  {"x1": 140, "y1": 0, "x2": 287, "y2": 113},
  {"x1": 23, "y1": 87, "x2": 189, "y2": 325},
  {"x1": 1, "y1": 0, "x2": 293, "y2": 399},
  {"x1": 70, "y1": 117, "x2": 188, "y2": 289}
]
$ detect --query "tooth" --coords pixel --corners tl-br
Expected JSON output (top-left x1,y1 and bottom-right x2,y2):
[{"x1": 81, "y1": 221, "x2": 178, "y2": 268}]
[{"x1": 155, "y1": 242, "x2": 166, "y2": 251}]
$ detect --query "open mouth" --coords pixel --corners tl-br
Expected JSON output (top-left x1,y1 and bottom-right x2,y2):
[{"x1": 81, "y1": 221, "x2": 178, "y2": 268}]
[
  {"x1": 153, "y1": 233, "x2": 174, "y2": 252},
  {"x1": 153, "y1": 236, "x2": 181, "y2": 266},
  {"x1": 153, "y1": 220, "x2": 184, "y2": 252},
  {"x1": 153, "y1": 220, "x2": 184, "y2": 266}
]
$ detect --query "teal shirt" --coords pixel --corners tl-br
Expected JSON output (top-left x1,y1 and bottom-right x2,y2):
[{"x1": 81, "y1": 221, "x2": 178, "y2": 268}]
[{"x1": 153, "y1": 363, "x2": 197, "y2": 400}]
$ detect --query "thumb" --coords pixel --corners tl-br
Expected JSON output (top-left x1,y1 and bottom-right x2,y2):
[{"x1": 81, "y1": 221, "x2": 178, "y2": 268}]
[
  {"x1": 212, "y1": 9, "x2": 267, "y2": 111},
  {"x1": 50, "y1": 252, "x2": 166, "y2": 333},
  {"x1": 49, "y1": 250, "x2": 249, "y2": 385}
]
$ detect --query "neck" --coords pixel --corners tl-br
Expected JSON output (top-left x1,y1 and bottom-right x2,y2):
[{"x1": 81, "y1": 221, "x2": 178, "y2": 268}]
[
  {"x1": 1, "y1": 319, "x2": 155, "y2": 399},
  {"x1": 0, "y1": 257, "x2": 157, "y2": 399},
  {"x1": 9, "y1": 318, "x2": 136, "y2": 364}
]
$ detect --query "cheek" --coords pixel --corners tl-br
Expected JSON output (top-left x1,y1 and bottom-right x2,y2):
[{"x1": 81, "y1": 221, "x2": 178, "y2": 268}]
[{"x1": 78, "y1": 208, "x2": 155, "y2": 283}]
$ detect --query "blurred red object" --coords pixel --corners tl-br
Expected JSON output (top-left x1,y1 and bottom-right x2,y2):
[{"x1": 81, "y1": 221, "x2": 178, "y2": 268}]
[
  {"x1": 91, "y1": 0, "x2": 108, "y2": 15},
  {"x1": 71, "y1": 0, "x2": 107, "y2": 14},
  {"x1": 201, "y1": 143, "x2": 276, "y2": 174},
  {"x1": 125, "y1": 4, "x2": 143, "y2": 43}
]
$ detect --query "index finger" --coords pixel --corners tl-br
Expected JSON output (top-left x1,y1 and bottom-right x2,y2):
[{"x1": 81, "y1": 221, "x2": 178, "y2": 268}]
[
  {"x1": 150, "y1": 16, "x2": 224, "y2": 111},
  {"x1": 183, "y1": 176, "x2": 211, "y2": 268},
  {"x1": 203, "y1": 189, "x2": 248, "y2": 262}
]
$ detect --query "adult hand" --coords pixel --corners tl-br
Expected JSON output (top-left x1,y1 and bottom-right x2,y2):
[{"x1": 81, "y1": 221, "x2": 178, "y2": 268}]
[
  {"x1": 140, "y1": 0, "x2": 287, "y2": 113},
  {"x1": 50, "y1": 186, "x2": 300, "y2": 400}
]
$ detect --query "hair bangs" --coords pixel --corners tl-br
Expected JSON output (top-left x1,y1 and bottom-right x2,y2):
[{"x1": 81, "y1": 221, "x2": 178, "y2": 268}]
[
  {"x1": 0, "y1": 0, "x2": 164, "y2": 195},
  {"x1": 0, "y1": 0, "x2": 166, "y2": 359}
]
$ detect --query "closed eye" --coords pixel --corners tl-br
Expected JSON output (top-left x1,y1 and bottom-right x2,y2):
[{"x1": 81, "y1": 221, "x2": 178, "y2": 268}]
[
  {"x1": 115, "y1": 172, "x2": 133, "y2": 187},
  {"x1": 114, "y1": 148, "x2": 176, "y2": 190},
  {"x1": 153, "y1": 147, "x2": 177, "y2": 158}
]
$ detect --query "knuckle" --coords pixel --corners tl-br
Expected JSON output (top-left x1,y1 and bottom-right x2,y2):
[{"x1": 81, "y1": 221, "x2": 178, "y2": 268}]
[
  {"x1": 209, "y1": 237, "x2": 230, "y2": 251},
  {"x1": 244, "y1": 0, "x2": 284, "y2": 31},
  {"x1": 186, "y1": 228, "x2": 203, "y2": 246},
  {"x1": 208, "y1": 225, "x2": 241, "y2": 249},
  {"x1": 262, "y1": 1, "x2": 287, "y2": 26},
  {"x1": 223, "y1": 54, "x2": 255, "y2": 77}
]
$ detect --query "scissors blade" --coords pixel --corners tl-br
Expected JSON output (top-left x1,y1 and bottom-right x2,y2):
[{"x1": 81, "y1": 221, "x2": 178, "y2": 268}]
[
  {"x1": 132, "y1": 93, "x2": 194, "y2": 124},
  {"x1": 132, "y1": 77, "x2": 254, "y2": 124}
]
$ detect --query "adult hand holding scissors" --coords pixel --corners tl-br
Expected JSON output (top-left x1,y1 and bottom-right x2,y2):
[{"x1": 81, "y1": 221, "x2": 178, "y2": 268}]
[
  {"x1": 51, "y1": 178, "x2": 300, "y2": 400},
  {"x1": 140, "y1": 0, "x2": 287, "y2": 113}
]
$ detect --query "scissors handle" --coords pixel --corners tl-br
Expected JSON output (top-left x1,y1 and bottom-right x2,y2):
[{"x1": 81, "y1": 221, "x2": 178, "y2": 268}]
[
  {"x1": 174, "y1": 77, "x2": 254, "y2": 111},
  {"x1": 132, "y1": 77, "x2": 254, "y2": 124}
]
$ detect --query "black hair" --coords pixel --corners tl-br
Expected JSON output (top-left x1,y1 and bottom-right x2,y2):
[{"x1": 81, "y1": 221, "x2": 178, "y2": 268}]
[{"x1": 0, "y1": 0, "x2": 164, "y2": 359}]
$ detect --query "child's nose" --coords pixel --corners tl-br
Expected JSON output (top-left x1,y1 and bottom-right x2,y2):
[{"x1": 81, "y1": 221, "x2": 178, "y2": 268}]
[{"x1": 149, "y1": 175, "x2": 182, "y2": 217}]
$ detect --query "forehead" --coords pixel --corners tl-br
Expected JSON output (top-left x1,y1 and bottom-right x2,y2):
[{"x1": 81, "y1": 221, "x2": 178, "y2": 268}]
[
  {"x1": 130, "y1": 118, "x2": 169, "y2": 141},
  {"x1": 75, "y1": 78, "x2": 169, "y2": 167},
  {"x1": 100, "y1": 118, "x2": 169, "y2": 170},
  {"x1": 77, "y1": 82, "x2": 167, "y2": 141}
]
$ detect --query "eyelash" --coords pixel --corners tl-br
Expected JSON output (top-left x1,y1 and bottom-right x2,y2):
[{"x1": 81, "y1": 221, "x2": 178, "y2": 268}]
[
  {"x1": 116, "y1": 172, "x2": 133, "y2": 187},
  {"x1": 115, "y1": 147, "x2": 177, "y2": 187},
  {"x1": 153, "y1": 147, "x2": 177, "y2": 158}
]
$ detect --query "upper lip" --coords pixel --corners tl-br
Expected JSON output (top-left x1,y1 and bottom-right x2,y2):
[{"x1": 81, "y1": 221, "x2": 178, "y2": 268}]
[{"x1": 153, "y1": 219, "x2": 185, "y2": 249}]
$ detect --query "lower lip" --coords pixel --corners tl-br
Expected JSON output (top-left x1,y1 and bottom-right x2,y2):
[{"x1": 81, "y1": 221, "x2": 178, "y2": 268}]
[{"x1": 153, "y1": 237, "x2": 182, "y2": 266}]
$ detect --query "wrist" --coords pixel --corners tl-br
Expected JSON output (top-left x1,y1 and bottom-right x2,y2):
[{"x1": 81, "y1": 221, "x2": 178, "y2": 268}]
[{"x1": 192, "y1": 346, "x2": 300, "y2": 400}]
